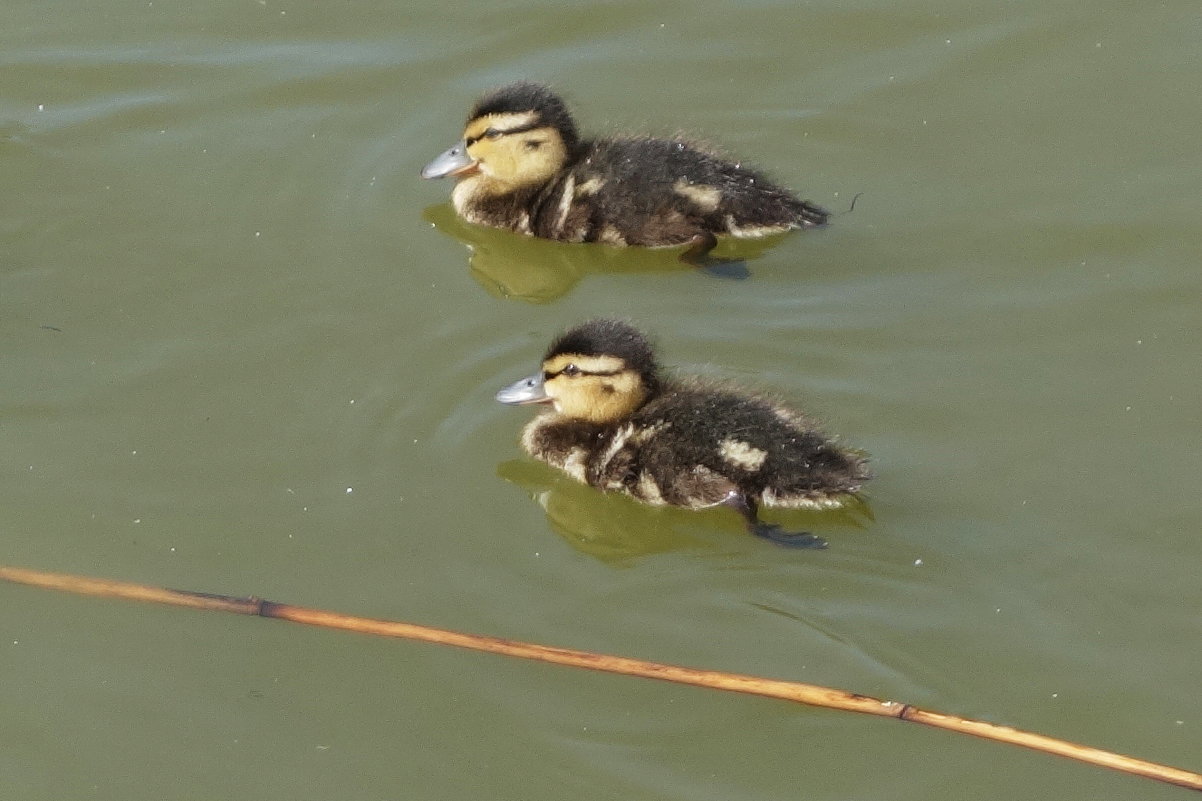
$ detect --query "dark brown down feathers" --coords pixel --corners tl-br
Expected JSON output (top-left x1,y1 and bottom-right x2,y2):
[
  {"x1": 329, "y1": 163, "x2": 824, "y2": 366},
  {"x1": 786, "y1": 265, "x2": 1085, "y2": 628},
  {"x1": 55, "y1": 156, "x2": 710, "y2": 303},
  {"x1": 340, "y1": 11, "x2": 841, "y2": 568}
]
[
  {"x1": 519, "y1": 320, "x2": 869, "y2": 512},
  {"x1": 525, "y1": 379, "x2": 868, "y2": 510},
  {"x1": 446, "y1": 83, "x2": 829, "y2": 247}
]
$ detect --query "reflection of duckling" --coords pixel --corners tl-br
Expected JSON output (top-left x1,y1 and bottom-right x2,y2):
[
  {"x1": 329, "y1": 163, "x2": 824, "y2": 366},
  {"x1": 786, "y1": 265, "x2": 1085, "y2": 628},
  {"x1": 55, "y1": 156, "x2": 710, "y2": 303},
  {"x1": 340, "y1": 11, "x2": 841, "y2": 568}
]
[
  {"x1": 423, "y1": 82, "x2": 828, "y2": 264},
  {"x1": 496, "y1": 320, "x2": 870, "y2": 547}
]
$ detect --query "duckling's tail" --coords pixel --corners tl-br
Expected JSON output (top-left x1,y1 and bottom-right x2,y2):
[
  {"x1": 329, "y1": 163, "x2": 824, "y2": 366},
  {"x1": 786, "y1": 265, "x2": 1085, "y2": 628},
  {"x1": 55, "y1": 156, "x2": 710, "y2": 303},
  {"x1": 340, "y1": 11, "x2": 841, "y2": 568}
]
[{"x1": 790, "y1": 197, "x2": 830, "y2": 228}]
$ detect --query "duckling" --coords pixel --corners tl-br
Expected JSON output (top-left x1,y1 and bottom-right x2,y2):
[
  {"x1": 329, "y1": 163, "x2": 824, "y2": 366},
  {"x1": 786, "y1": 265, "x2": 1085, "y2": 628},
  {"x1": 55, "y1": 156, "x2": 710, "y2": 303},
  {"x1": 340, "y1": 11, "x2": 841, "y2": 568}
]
[
  {"x1": 423, "y1": 82, "x2": 828, "y2": 264},
  {"x1": 496, "y1": 320, "x2": 870, "y2": 547}
]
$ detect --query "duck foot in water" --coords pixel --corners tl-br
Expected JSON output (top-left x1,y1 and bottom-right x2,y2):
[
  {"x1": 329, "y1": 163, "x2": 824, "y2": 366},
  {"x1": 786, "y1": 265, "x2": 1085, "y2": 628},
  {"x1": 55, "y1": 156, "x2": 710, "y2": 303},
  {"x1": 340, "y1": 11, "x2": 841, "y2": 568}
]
[
  {"x1": 724, "y1": 491, "x2": 828, "y2": 549},
  {"x1": 680, "y1": 232, "x2": 751, "y2": 279}
]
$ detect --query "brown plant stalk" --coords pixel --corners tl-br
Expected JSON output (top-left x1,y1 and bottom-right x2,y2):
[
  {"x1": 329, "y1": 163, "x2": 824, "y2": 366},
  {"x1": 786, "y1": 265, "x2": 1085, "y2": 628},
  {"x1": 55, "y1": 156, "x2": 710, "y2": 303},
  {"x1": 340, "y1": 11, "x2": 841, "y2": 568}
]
[{"x1": 2, "y1": 563, "x2": 1199, "y2": 792}]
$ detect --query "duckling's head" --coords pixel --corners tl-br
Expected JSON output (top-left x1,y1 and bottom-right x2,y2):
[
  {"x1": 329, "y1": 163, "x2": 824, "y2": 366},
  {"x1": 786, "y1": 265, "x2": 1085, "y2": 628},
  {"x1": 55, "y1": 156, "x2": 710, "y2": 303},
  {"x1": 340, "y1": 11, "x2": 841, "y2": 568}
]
[
  {"x1": 422, "y1": 82, "x2": 578, "y2": 196},
  {"x1": 497, "y1": 320, "x2": 660, "y2": 424}
]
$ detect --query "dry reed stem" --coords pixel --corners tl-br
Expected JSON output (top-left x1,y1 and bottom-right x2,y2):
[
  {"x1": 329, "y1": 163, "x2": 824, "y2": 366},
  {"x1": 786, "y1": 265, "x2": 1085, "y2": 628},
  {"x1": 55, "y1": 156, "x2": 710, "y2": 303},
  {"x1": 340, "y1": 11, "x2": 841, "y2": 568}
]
[{"x1": 2, "y1": 563, "x2": 1199, "y2": 793}]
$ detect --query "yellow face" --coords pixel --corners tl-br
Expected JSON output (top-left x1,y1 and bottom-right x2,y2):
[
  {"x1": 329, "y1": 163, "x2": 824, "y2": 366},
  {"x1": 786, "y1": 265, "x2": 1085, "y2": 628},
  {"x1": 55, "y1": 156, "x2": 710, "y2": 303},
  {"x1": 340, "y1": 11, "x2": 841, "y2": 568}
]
[
  {"x1": 541, "y1": 353, "x2": 648, "y2": 423},
  {"x1": 457, "y1": 111, "x2": 569, "y2": 195}
]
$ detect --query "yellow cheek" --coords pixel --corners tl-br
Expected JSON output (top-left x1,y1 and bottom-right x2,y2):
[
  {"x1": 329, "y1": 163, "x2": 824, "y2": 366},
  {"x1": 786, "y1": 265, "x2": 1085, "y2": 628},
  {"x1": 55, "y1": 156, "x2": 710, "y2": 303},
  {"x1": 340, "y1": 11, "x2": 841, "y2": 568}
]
[
  {"x1": 463, "y1": 130, "x2": 566, "y2": 190},
  {"x1": 543, "y1": 378, "x2": 586, "y2": 418},
  {"x1": 545, "y1": 375, "x2": 647, "y2": 424},
  {"x1": 467, "y1": 141, "x2": 519, "y2": 182}
]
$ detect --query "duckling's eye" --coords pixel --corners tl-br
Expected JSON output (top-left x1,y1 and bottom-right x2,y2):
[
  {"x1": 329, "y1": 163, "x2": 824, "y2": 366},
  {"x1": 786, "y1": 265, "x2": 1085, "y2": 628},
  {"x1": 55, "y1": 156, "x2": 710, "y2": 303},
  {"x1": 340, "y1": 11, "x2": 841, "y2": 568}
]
[
  {"x1": 524, "y1": 139, "x2": 544, "y2": 151},
  {"x1": 483, "y1": 128, "x2": 502, "y2": 140},
  {"x1": 562, "y1": 363, "x2": 581, "y2": 377}
]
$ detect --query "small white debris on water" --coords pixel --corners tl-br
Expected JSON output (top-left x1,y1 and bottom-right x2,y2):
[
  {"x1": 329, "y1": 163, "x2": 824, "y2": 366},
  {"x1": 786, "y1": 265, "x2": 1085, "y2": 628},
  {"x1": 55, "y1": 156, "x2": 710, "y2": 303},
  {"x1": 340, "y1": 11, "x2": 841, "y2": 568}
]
[
  {"x1": 255, "y1": 231, "x2": 261, "y2": 238},
  {"x1": 913, "y1": 558, "x2": 923, "y2": 566},
  {"x1": 345, "y1": 487, "x2": 353, "y2": 494},
  {"x1": 1051, "y1": 693, "x2": 1059, "y2": 698},
  {"x1": 134, "y1": 518, "x2": 141, "y2": 524},
  {"x1": 37, "y1": 104, "x2": 45, "y2": 111}
]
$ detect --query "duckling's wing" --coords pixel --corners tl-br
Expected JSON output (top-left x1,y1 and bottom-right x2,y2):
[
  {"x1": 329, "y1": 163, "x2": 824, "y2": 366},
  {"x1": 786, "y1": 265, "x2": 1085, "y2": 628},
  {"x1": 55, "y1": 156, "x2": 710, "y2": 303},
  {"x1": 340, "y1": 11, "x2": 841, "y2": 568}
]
[
  {"x1": 637, "y1": 385, "x2": 864, "y2": 505},
  {"x1": 582, "y1": 138, "x2": 826, "y2": 236},
  {"x1": 627, "y1": 391, "x2": 751, "y2": 507}
]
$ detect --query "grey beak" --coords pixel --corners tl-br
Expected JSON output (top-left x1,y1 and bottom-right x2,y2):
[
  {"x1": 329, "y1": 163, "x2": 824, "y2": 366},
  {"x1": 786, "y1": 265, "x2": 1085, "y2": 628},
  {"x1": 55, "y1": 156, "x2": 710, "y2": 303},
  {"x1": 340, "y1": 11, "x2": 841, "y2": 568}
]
[
  {"x1": 421, "y1": 139, "x2": 474, "y2": 179},
  {"x1": 496, "y1": 373, "x2": 549, "y2": 405}
]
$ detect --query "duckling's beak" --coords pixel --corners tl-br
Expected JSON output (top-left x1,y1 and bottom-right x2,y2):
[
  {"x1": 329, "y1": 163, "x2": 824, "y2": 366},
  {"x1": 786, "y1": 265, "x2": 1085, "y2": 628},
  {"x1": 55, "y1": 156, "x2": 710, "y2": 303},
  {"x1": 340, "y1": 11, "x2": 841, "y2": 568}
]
[
  {"x1": 496, "y1": 373, "x2": 551, "y2": 405},
  {"x1": 421, "y1": 140, "x2": 478, "y2": 179}
]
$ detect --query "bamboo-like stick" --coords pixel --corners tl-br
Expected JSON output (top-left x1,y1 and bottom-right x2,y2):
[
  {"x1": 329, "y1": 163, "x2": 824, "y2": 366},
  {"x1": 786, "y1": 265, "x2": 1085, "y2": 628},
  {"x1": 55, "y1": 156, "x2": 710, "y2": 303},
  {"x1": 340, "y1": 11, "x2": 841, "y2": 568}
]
[{"x1": 2, "y1": 563, "x2": 1199, "y2": 793}]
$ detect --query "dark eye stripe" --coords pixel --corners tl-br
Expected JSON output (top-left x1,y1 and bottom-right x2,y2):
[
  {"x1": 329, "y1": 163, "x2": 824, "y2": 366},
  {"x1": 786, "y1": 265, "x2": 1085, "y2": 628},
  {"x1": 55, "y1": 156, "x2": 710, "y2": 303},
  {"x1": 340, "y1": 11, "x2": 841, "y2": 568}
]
[
  {"x1": 544, "y1": 368, "x2": 623, "y2": 380},
  {"x1": 466, "y1": 120, "x2": 544, "y2": 146}
]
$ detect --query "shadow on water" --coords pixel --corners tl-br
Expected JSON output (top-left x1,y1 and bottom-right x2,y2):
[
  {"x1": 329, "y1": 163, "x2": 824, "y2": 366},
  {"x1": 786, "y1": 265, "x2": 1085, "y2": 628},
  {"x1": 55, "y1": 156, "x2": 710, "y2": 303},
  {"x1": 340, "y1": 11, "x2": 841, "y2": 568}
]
[
  {"x1": 422, "y1": 204, "x2": 796, "y2": 303},
  {"x1": 496, "y1": 458, "x2": 873, "y2": 564}
]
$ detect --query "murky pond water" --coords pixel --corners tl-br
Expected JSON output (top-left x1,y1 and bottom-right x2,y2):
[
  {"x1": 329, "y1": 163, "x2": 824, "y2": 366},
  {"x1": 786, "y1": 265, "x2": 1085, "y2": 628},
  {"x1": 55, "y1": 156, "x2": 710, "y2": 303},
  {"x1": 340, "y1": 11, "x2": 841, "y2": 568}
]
[{"x1": 4, "y1": 2, "x2": 1201, "y2": 799}]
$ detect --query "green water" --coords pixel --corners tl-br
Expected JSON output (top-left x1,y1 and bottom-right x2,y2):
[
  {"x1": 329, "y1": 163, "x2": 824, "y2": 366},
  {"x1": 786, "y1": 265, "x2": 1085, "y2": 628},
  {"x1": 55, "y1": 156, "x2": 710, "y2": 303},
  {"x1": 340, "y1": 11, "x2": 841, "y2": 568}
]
[{"x1": 3, "y1": 2, "x2": 1200, "y2": 799}]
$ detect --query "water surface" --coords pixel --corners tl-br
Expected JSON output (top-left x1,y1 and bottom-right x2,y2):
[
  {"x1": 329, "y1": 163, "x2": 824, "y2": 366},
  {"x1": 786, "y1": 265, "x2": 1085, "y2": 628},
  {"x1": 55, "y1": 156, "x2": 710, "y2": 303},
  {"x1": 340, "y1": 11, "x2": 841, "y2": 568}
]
[{"x1": 3, "y1": 2, "x2": 1201, "y2": 799}]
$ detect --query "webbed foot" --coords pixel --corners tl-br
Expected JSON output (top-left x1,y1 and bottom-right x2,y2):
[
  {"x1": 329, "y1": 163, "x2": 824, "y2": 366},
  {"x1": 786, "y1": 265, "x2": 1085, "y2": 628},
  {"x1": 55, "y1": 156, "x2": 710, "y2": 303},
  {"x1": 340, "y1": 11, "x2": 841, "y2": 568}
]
[
  {"x1": 698, "y1": 260, "x2": 751, "y2": 280},
  {"x1": 751, "y1": 523, "x2": 828, "y2": 549},
  {"x1": 722, "y1": 491, "x2": 829, "y2": 549}
]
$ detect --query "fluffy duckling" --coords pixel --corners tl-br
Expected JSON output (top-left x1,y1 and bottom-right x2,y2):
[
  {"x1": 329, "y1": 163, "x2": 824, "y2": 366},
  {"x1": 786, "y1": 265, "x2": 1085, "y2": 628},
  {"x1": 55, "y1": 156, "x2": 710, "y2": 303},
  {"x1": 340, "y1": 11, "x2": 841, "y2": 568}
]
[
  {"x1": 496, "y1": 320, "x2": 869, "y2": 547},
  {"x1": 423, "y1": 82, "x2": 828, "y2": 264}
]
